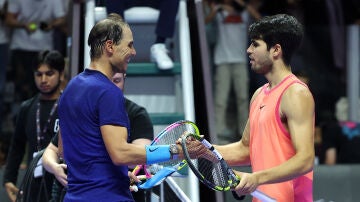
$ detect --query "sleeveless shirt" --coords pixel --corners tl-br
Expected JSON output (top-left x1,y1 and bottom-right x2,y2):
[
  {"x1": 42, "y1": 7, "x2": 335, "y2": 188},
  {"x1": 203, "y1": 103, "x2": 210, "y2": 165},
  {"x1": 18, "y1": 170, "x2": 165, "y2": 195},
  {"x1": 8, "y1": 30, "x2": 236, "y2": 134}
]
[{"x1": 249, "y1": 74, "x2": 313, "y2": 202}]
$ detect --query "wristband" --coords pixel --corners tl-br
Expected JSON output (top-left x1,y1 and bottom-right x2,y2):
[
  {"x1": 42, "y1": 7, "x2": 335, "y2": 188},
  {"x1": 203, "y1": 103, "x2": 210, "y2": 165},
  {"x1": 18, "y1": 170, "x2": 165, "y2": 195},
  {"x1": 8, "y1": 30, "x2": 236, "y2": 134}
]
[{"x1": 145, "y1": 145, "x2": 171, "y2": 165}]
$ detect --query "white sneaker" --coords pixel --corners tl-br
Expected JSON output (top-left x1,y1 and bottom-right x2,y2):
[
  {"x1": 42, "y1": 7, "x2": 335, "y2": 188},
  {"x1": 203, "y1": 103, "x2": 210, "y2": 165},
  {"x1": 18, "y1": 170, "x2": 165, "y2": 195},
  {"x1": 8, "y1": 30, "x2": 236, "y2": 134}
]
[{"x1": 150, "y1": 43, "x2": 174, "y2": 70}]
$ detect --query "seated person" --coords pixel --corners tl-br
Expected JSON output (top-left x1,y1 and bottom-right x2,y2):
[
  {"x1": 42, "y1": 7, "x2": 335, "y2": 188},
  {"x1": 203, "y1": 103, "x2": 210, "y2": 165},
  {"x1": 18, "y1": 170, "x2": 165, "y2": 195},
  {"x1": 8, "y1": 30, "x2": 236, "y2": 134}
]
[{"x1": 322, "y1": 97, "x2": 360, "y2": 165}]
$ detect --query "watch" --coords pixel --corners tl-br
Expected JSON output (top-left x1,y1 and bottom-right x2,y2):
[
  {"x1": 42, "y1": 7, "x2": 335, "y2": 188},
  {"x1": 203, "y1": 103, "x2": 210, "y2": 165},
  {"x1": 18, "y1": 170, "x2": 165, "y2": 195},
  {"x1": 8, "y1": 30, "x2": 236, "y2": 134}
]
[{"x1": 169, "y1": 144, "x2": 179, "y2": 160}]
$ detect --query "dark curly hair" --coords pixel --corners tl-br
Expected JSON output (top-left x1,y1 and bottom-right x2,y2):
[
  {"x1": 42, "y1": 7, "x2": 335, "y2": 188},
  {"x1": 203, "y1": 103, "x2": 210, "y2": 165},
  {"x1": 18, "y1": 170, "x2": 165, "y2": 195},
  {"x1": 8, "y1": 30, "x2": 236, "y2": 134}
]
[{"x1": 249, "y1": 14, "x2": 304, "y2": 65}]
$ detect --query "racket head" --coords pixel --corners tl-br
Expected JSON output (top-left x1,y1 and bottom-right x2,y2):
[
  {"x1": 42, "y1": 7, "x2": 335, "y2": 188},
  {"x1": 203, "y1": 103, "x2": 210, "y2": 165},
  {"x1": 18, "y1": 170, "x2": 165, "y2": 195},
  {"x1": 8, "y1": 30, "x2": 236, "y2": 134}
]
[
  {"x1": 152, "y1": 120, "x2": 200, "y2": 145},
  {"x1": 132, "y1": 120, "x2": 199, "y2": 175},
  {"x1": 181, "y1": 133, "x2": 240, "y2": 191},
  {"x1": 150, "y1": 120, "x2": 200, "y2": 168}
]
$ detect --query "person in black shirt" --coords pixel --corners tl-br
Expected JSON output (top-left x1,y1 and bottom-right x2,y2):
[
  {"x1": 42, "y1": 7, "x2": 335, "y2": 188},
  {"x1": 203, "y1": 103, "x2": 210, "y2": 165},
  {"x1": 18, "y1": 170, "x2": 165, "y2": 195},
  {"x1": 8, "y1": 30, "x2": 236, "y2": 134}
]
[
  {"x1": 322, "y1": 97, "x2": 360, "y2": 165},
  {"x1": 3, "y1": 50, "x2": 65, "y2": 202}
]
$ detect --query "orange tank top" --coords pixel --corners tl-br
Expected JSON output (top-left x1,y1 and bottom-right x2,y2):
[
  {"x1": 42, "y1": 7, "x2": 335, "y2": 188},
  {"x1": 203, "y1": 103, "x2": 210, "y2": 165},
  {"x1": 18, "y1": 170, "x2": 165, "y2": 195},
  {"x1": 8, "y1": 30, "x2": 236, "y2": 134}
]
[{"x1": 249, "y1": 74, "x2": 313, "y2": 202}]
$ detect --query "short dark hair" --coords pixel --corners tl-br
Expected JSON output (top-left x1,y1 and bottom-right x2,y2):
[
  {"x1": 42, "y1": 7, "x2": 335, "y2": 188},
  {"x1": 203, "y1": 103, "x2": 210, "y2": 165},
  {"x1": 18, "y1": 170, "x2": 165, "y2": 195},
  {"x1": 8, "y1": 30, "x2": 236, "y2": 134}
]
[
  {"x1": 87, "y1": 13, "x2": 129, "y2": 59},
  {"x1": 248, "y1": 14, "x2": 304, "y2": 65},
  {"x1": 36, "y1": 50, "x2": 65, "y2": 72}
]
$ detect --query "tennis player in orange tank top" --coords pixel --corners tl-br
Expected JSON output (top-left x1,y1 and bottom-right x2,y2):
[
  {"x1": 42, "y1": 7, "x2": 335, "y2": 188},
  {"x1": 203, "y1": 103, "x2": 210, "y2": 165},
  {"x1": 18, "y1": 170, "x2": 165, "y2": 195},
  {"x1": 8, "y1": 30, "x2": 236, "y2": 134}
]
[
  {"x1": 214, "y1": 14, "x2": 315, "y2": 202},
  {"x1": 249, "y1": 74, "x2": 313, "y2": 201}
]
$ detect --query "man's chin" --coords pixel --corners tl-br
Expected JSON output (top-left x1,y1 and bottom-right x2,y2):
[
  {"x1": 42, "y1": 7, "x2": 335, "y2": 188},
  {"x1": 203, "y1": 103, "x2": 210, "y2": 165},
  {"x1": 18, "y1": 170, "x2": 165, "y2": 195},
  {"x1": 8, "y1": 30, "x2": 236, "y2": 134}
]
[
  {"x1": 112, "y1": 65, "x2": 127, "y2": 74},
  {"x1": 40, "y1": 90, "x2": 56, "y2": 96}
]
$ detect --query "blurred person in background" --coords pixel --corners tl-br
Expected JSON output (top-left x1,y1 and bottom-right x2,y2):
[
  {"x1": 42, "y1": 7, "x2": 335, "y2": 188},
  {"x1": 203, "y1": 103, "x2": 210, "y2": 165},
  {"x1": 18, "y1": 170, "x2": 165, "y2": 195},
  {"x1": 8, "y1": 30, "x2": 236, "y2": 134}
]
[
  {"x1": 105, "y1": 0, "x2": 180, "y2": 70},
  {"x1": 0, "y1": 0, "x2": 9, "y2": 164},
  {"x1": 322, "y1": 96, "x2": 360, "y2": 165},
  {"x1": 204, "y1": 0, "x2": 261, "y2": 144},
  {"x1": 5, "y1": 0, "x2": 66, "y2": 101},
  {"x1": 3, "y1": 50, "x2": 65, "y2": 202}
]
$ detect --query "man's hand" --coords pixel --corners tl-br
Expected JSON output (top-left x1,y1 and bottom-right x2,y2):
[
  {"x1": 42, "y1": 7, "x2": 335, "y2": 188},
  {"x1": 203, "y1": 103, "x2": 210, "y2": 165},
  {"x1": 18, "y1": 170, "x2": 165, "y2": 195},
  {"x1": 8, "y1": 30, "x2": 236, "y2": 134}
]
[
  {"x1": 177, "y1": 134, "x2": 213, "y2": 160},
  {"x1": 232, "y1": 170, "x2": 259, "y2": 197},
  {"x1": 53, "y1": 163, "x2": 68, "y2": 187},
  {"x1": 5, "y1": 182, "x2": 19, "y2": 202},
  {"x1": 128, "y1": 171, "x2": 141, "y2": 192}
]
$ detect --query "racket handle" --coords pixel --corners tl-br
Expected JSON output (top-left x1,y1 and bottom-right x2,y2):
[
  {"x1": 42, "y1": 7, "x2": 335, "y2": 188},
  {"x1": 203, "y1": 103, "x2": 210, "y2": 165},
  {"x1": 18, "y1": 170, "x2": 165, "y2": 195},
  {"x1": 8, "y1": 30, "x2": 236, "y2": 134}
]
[
  {"x1": 251, "y1": 190, "x2": 276, "y2": 202},
  {"x1": 132, "y1": 165, "x2": 142, "y2": 176},
  {"x1": 231, "y1": 191, "x2": 246, "y2": 200}
]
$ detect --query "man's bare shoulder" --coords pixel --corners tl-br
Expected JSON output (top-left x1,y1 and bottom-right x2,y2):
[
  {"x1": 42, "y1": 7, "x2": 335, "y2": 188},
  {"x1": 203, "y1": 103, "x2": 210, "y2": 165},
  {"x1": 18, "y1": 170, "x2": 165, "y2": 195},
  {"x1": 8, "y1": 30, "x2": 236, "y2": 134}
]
[
  {"x1": 281, "y1": 82, "x2": 314, "y2": 116},
  {"x1": 286, "y1": 82, "x2": 313, "y2": 99}
]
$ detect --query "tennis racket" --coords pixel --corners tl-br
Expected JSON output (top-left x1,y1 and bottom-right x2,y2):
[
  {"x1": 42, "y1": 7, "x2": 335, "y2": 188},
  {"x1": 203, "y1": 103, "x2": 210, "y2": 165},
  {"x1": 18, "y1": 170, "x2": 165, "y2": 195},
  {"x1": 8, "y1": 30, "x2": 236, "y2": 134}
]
[
  {"x1": 181, "y1": 133, "x2": 276, "y2": 202},
  {"x1": 131, "y1": 120, "x2": 199, "y2": 189}
]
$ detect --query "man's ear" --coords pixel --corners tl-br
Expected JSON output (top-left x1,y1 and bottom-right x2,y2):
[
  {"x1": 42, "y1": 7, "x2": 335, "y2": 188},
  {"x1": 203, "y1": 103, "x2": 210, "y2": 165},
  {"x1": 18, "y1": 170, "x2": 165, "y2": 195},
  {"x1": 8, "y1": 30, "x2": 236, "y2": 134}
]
[
  {"x1": 272, "y1": 44, "x2": 282, "y2": 58},
  {"x1": 104, "y1": 40, "x2": 114, "y2": 53}
]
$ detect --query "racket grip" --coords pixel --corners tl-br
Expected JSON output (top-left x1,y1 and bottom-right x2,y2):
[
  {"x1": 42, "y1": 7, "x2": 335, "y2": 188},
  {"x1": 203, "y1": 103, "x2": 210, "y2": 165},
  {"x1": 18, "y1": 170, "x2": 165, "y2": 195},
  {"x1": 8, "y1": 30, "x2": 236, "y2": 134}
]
[
  {"x1": 132, "y1": 165, "x2": 142, "y2": 176},
  {"x1": 231, "y1": 191, "x2": 246, "y2": 200},
  {"x1": 251, "y1": 190, "x2": 276, "y2": 202}
]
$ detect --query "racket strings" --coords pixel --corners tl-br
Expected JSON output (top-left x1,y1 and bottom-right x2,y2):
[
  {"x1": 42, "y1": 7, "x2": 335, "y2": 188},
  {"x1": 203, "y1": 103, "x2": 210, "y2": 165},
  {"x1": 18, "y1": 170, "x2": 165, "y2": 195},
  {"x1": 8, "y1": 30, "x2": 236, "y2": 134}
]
[
  {"x1": 182, "y1": 136, "x2": 238, "y2": 191},
  {"x1": 147, "y1": 164, "x2": 165, "y2": 174},
  {"x1": 197, "y1": 154, "x2": 232, "y2": 189},
  {"x1": 156, "y1": 123, "x2": 197, "y2": 145},
  {"x1": 155, "y1": 123, "x2": 198, "y2": 168}
]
